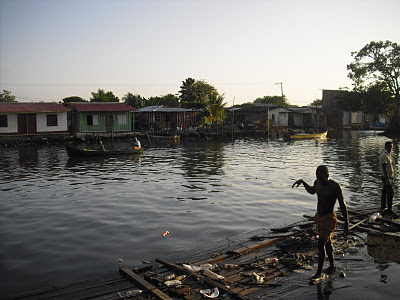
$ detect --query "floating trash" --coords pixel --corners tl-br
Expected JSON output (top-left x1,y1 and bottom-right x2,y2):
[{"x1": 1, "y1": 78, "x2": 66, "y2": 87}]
[
  {"x1": 252, "y1": 272, "x2": 265, "y2": 284},
  {"x1": 162, "y1": 231, "x2": 170, "y2": 237},
  {"x1": 200, "y1": 287, "x2": 219, "y2": 298},
  {"x1": 369, "y1": 212, "x2": 381, "y2": 222},
  {"x1": 164, "y1": 280, "x2": 182, "y2": 286}
]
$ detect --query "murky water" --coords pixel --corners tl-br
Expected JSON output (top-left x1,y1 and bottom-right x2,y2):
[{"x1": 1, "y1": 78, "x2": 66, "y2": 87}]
[{"x1": 1, "y1": 130, "x2": 399, "y2": 298}]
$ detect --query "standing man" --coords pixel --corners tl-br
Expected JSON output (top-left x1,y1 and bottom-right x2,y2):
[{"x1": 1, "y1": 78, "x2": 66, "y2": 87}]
[
  {"x1": 379, "y1": 141, "x2": 395, "y2": 215},
  {"x1": 292, "y1": 165, "x2": 349, "y2": 280}
]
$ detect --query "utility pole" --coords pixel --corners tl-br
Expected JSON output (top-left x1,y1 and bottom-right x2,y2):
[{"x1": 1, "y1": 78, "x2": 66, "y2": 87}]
[{"x1": 275, "y1": 82, "x2": 284, "y2": 97}]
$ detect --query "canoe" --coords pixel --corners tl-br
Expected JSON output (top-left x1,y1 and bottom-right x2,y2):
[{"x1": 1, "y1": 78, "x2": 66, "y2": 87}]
[
  {"x1": 290, "y1": 131, "x2": 327, "y2": 139},
  {"x1": 65, "y1": 144, "x2": 143, "y2": 158}
]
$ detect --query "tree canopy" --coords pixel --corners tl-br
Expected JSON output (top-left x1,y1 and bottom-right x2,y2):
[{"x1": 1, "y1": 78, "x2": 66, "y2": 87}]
[
  {"x1": 347, "y1": 40, "x2": 400, "y2": 130},
  {"x1": 0, "y1": 90, "x2": 16, "y2": 102},
  {"x1": 90, "y1": 89, "x2": 119, "y2": 102},
  {"x1": 179, "y1": 78, "x2": 218, "y2": 109},
  {"x1": 62, "y1": 96, "x2": 87, "y2": 104},
  {"x1": 122, "y1": 93, "x2": 147, "y2": 108},
  {"x1": 254, "y1": 95, "x2": 289, "y2": 107}
]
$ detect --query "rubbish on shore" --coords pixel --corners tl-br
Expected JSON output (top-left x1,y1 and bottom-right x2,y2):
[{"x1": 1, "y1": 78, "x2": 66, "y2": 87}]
[
  {"x1": 162, "y1": 231, "x2": 170, "y2": 237},
  {"x1": 265, "y1": 258, "x2": 278, "y2": 265},
  {"x1": 175, "y1": 275, "x2": 187, "y2": 281},
  {"x1": 142, "y1": 260, "x2": 151, "y2": 264},
  {"x1": 340, "y1": 271, "x2": 346, "y2": 278},
  {"x1": 117, "y1": 289, "x2": 143, "y2": 298},
  {"x1": 164, "y1": 280, "x2": 182, "y2": 286},
  {"x1": 200, "y1": 287, "x2": 219, "y2": 298},
  {"x1": 163, "y1": 274, "x2": 176, "y2": 281},
  {"x1": 203, "y1": 269, "x2": 224, "y2": 280},
  {"x1": 224, "y1": 263, "x2": 239, "y2": 269},
  {"x1": 252, "y1": 272, "x2": 265, "y2": 284},
  {"x1": 118, "y1": 258, "x2": 123, "y2": 262},
  {"x1": 369, "y1": 212, "x2": 381, "y2": 222}
]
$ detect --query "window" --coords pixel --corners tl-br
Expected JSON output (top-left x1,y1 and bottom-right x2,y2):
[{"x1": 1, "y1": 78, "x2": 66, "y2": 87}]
[
  {"x1": 155, "y1": 113, "x2": 161, "y2": 122},
  {"x1": 0, "y1": 115, "x2": 7, "y2": 127},
  {"x1": 47, "y1": 114, "x2": 58, "y2": 126},
  {"x1": 87, "y1": 115, "x2": 99, "y2": 126},
  {"x1": 118, "y1": 114, "x2": 127, "y2": 125}
]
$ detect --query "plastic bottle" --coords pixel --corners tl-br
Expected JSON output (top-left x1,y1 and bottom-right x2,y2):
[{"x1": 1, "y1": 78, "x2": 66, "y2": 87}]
[{"x1": 369, "y1": 212, "x2": 381, "y2": 222}]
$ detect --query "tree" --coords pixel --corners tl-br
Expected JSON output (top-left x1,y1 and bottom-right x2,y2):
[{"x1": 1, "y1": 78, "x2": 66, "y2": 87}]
[
  {"x1": 309, "y1": 99, "x2": 322, "y2": 108},
  {"x1": 336, "y1": 85, "x2": 395, "y2": 115},
  {"x1": 254, "y1": 95, "x2": 289, "y2": 107},
  {"x1": 147, "y1": 94, "x2": 180, "y2": 107},
  {"x1": 90, "y1": 89, "x2": 119, "y2": 102},
  {"x1": 347, "y1": 40, "x2": 400, "y2": 131},
  {"x1": 123, "y1": 93, "x2": 147, "y2": 108},
  {"x1": 0, "y1": 90, "x2": 16, "y2": 102},
  {"x1": 62, "y1": 96, "x2": 87, "y2": 104},
  {"x1": 179, "y1": 78, "x2": 218, "y2": 109},
  {"x1": 204, "y1": 92, "x2": 227, "y2": 124}
]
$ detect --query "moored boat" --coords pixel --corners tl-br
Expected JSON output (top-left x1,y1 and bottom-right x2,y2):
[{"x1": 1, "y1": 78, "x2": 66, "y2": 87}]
[
  {"x1": 289, "y1": 131, "x2": 328, "y2": 139},
  {"x1": 65, "y1": 144, "x2": 143, "y2": 158}
]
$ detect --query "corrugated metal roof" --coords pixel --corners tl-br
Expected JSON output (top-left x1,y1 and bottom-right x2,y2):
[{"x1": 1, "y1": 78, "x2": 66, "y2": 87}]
[
  {"x1": 67, "y1": 102, "x2": 137, "y2": 112},
  {"x1": 138, "y1": 105, "x2": 197, "y2": 112},
  {"x1": 0, "y1": 102, "x2": 70, "y2": 113}
]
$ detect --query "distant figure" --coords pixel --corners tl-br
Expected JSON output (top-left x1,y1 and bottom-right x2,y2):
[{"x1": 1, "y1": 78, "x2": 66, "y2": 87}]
[
  {"x1": 292, "y1": 165, "x2": 349, "y2": 280},
  {"x1": 133, "y1": 137, "x2": 141, "y2": 150},
  {"x1": 99, "y1": 140, "x2": 106, "y2": 151},
  {"x1": 379, "y1": 141, "x2": 395, "y2": 215}
]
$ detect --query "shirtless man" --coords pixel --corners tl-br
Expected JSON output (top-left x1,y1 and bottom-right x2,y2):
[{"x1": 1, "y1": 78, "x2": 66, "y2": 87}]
[{"x1": 292, "y1": 165, "x2": 349, "y2": 279}]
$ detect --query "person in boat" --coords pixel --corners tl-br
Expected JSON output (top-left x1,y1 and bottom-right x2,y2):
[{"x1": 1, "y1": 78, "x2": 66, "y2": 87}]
[
  {"x1": 292, "y1": 165, "x2": 349, "y2": 279},
  {"x1": 133, "y1": 137, "x2": 141, "y2": 150},
  {"x1": 379, "y1": 141, "x2": 396, "y2": 216}
]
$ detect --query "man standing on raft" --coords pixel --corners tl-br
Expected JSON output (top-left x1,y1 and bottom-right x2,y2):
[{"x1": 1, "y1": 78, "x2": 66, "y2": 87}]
[{"x1": 292, "y1": 165, "x2": 349, "y2": 279}]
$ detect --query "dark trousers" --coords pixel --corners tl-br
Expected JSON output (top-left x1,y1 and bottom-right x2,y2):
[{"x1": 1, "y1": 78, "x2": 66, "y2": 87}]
[{"x1": 381, "y1": 176, "x2": 394, "y2": 210}]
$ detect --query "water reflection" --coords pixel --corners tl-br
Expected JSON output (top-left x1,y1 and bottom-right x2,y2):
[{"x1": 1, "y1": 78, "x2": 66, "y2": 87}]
[{"x1": 0, "y1": 130, "x2": 397, "y2": 299}]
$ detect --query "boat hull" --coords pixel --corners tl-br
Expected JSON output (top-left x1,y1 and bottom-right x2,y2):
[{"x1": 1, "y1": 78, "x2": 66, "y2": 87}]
[
  {"x1": 290, "y1": 131, "x2": 327, "y2": 139},
  {"x1": 65, "y1": 144, "x2": 143, "y2": 158}
]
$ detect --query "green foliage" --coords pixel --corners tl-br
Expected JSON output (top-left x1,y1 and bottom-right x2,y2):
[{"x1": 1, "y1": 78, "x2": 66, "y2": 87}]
[
  {"x1": 309, "y1": 99, "x2": 322, "y2": 107},
  {"x1": 0, "y1": 90, "x2": 16, "y2": 102},
  {"x1": 62, "y1": 96, "x2": 87, "y2": 104},
  {"x1": 254, "y1": 95, "x2": 289, "y2": 107},
  {"x1": 90, "y1": 89, "x2": 119, "y2": 102},
  {"x1": 336, "y1": 85, "x2": 395, "y2": 115},
  {"x1": 179, "y1": 78, "x2": 217, "y2": 109},
  {"x1": 204, "y1": 92, "x2": 227, "y2": 124},
  {"x1": 347, "y1": 40, "x2": 400, "y2": 118},
  {"x1": 147, "y1": 94, "x2": 180, "y2": 107},
  {"x1": 122, "y1": 93, "x2": 147, "y2": 108}
]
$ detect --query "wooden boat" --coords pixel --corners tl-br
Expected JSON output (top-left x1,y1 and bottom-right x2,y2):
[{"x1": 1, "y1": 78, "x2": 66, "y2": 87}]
[
  {"x1": 369, "y1": 122, "x2": 389, "y2": 130},
  {"x1": 289, "y1": 131, "x2": 327, "y2": 139},
  {"x1": 65, "y1": 144, "x2": 143, "y2": 158}
]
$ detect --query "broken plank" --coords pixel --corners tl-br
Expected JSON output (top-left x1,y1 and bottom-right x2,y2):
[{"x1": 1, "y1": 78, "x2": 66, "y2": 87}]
[
  {"x1": 156, "y1": 258, "x2": 248, "y2": 300},
  {"x1": 119, "y1": 267, "x2": 173, "y2": 300}
]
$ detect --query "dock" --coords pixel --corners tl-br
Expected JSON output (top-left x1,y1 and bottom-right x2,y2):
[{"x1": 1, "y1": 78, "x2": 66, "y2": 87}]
[{"x1": 6, "y1": 204, "x2": 400, "y2": 300}]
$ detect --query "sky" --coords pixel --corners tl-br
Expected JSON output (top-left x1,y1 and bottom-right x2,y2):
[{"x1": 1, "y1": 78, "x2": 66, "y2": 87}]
[{"x1": 0, "y1": 0, "x2": 399, "y2": 107}]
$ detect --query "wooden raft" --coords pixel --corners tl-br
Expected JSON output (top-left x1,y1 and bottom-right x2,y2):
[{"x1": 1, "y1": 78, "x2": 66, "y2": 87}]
[{"x1": 6, "y1": 205, "x2": 400, "y2": 300}]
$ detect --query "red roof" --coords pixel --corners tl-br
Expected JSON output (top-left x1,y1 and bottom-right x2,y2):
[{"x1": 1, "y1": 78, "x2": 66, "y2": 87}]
[
  {"x1": 67, "y1": 102, "x2": 137, "y2": 112},
  {"x1": 0, "y1": 102, "x2": 70, "y2": 113}
]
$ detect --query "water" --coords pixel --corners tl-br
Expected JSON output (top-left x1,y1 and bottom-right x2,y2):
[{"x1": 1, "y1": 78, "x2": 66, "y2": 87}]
[{"x1": 1, "y1": 130, "x2": 399, "y2": 298}]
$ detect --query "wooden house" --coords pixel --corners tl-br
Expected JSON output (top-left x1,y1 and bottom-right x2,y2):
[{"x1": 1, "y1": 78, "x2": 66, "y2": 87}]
[
  {"x1": 0, "y1": 102, "x2": 69, "y2": 137},
  {"x1": 136, "y1": 105, "x2": 200, "y2": 132},
  {"x1": 65, "y1": 102, "x2": 137, "y2": 138}
]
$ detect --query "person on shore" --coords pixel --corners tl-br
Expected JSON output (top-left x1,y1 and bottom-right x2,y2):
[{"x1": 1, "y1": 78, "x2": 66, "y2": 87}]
[
  {"x1": 292, "y1": 165, "x2": 349, "y2": 280},
  {"x1": 379, "y1": 141, "x2": 395, "y2": 216},
  {"x1": 133, "y1": 137, "x2": 141, "y2": 150}
]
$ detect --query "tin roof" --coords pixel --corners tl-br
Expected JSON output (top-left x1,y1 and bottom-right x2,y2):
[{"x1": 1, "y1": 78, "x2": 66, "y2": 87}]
[
  {"x1": 67, "y1": 102, "x2": 137, "y2": 112},
  {"x1": 0, "y1": 102, "x2": 70, "y2": 113},
  {"x1": 138, "y1": 105, "x2": 197, "y2": 113}
]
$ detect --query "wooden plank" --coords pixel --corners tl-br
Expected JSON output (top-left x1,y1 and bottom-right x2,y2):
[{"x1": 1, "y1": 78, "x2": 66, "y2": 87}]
[
  {"x1": 156, "y1": 258, "x2": 248, "y2": 300},
  {"x1": 119, "y1": 267, "x2": 173, "y2": 300}
]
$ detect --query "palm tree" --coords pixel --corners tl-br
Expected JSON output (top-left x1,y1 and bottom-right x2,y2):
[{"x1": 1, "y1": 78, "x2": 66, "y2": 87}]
[
  {"x1": 205, "y1": 92, "x2": 227, "y2": 125},
  {"x1": 179, "y1": 78, "x2": 197, "y2": 105}
]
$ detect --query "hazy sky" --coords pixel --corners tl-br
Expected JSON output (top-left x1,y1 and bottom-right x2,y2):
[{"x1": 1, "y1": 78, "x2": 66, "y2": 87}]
[{"x1": 1, "y1": 0, "x2": 399, "y2": 106}]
